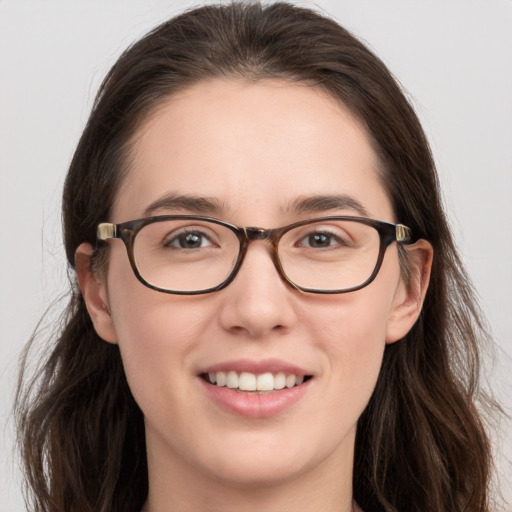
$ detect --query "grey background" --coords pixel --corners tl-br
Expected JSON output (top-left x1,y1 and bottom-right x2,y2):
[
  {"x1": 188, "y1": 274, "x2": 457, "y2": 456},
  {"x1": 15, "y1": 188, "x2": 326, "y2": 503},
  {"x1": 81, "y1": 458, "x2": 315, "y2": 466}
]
[{"x1": 1, "y1": 1, "x2": 511, "y2": 510}]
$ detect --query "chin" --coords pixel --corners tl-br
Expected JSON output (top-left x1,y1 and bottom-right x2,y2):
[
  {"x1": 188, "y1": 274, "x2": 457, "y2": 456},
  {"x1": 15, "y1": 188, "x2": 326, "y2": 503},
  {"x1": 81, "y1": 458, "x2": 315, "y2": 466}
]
[
  {"x1": 192, "y1": 428, "x2": 340, "y2": 490},
  {"x1": 205, "y1": 454, "x2": 312, "y2": 490}
]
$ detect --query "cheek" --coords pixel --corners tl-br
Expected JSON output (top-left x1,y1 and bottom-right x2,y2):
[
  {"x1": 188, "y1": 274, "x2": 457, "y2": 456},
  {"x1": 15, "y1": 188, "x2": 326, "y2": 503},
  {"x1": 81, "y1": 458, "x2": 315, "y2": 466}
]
[
  {"x1": 105, "y1": 252, "x2": 213, "y2": 406},
  {"x1": 311, "y1": 298, "x2": 387, "y2": 399},
  {"x1": 305, "y1": 259, "x2": 400, "y2": 409}
]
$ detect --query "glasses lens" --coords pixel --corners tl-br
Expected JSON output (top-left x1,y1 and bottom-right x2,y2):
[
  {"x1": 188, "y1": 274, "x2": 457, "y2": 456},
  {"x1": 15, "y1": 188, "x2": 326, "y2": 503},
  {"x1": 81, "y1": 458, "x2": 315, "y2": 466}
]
[
  {"x1": 279, "y1": 219, "x2": 380, "y2": 292},
  {"x1": 133, "y1": 219, "x2": 240, "y2": 292}
]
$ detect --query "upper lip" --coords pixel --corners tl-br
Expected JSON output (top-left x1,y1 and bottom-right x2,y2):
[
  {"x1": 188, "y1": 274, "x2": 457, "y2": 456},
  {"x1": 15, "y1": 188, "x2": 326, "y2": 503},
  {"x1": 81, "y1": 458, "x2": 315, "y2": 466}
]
[{"x1": 199, "y1": 358, "x2": 312, "y2": 377}]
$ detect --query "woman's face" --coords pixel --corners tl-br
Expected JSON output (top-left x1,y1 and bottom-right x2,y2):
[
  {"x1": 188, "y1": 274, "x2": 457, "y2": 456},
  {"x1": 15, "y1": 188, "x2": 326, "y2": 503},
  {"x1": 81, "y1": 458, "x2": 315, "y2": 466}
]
[{"x1": 83, "y1": 79, "x2": 425, "y2": 493}]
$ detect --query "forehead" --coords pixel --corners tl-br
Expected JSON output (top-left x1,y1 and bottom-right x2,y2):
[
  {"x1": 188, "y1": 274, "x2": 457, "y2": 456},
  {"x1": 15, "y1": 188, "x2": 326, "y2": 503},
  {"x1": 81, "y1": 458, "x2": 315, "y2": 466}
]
[{"x1": 113, "y1": 79, "x2": 393, "y2": 224}]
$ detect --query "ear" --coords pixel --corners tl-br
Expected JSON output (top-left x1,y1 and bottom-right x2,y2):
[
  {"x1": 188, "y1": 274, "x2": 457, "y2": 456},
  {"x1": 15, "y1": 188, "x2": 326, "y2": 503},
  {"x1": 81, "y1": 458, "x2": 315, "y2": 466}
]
[
  {"x1": 385, "y1": 239, "x2": 433, "y2": 344},
  {"x1": 75, "y1": 243, "x2": 118, "y2": 344}
]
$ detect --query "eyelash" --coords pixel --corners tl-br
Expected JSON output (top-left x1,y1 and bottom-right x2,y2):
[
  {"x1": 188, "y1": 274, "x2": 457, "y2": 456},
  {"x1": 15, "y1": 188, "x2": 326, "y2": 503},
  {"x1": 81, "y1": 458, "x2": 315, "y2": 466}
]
[{"x1": 164, "y1": 229, "x2": 216, "y2": 249}]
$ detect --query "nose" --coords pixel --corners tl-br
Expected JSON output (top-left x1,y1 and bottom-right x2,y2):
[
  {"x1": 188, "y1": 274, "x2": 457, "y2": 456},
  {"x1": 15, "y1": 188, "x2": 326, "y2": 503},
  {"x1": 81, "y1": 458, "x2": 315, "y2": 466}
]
[{"x1": 217, "y1": 242, "x2": 299, "y2": 339}]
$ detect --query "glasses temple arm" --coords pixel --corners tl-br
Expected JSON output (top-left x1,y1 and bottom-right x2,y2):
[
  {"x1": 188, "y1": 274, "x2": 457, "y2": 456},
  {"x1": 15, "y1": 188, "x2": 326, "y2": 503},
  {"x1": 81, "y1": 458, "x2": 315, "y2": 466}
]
[
  {"x1": 395, "y1": 224, "x2": 412, "y2": 243},
  {"x1": 97, "y1": 223, "x2": 117, "y2": 241}
]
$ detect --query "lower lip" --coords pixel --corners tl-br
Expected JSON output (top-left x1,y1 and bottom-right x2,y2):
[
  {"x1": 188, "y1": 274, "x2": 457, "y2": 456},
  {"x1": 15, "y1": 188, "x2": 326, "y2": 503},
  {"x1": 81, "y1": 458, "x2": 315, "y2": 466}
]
[{"x1": 200, "y1": 378, "x2": 311, "y2": 418}]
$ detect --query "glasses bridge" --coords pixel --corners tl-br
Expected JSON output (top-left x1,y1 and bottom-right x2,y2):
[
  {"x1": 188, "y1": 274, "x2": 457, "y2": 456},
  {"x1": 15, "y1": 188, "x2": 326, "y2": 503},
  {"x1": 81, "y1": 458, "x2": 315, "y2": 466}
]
[{"x1": 243, "y1": 227, "x2": 272, "y2": 240}]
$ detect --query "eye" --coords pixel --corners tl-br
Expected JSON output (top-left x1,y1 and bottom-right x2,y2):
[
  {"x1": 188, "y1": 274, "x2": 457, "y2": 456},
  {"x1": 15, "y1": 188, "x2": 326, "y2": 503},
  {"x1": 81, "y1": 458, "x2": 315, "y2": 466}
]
[
  {"x1": 165, "y1": 230, "x2": 214, "y2": 249},
  {"x1": 297, "y1": 230, "x2": 348, "y2": 249}
]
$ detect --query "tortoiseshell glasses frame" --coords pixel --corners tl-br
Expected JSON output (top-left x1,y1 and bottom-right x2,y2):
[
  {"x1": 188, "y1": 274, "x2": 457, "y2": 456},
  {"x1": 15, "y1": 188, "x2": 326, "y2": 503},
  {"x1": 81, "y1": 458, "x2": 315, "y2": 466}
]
[{"x1": 97, "y1": 215, "x2": 412, "y2": 295}]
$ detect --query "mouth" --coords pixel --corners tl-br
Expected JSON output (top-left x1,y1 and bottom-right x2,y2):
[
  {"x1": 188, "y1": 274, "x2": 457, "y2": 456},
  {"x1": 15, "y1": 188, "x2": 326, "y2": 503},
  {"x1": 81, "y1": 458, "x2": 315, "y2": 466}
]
[
  {"x1": 200, "y1": 371, "x2": 313, "y2": 393},
  {"x1": 198, "y1": 359, "x2": 314, "y2": 417}
]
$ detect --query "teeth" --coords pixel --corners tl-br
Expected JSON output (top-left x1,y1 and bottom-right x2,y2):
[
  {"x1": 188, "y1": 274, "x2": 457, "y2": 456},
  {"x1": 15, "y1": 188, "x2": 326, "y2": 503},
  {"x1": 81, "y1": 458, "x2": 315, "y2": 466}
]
[
  {"x1": 216, "y1": 371, "x2": 226, "y2": 386},
  {"x1": 226, "y1": 371, "x2": 238, "y2": 389},
  {"x1": 274, "y1": 372, "x2": 286, "y2": 390},
  {"x1": 256, "y1": 372, "x2": 274, "y2": 391},
  {"x1": 206, "y1": 371, "x2": 307, "y2": 391},
  {"x1": 239, "y1": 372, "x2": 257, "y2": 391},
  {"x1": 286, "y1": 374, "x2": 296, "y2": 388}
]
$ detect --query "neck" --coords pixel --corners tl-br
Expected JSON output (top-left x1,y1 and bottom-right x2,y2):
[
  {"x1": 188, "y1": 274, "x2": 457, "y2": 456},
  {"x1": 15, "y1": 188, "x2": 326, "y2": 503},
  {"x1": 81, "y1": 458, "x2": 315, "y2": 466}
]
[
  {"x1": 142, "y1": 430, "x2": 360, "y2": 512},
  {"x1": 143, "y1": 480, "x2": 359, "y2": 512}
]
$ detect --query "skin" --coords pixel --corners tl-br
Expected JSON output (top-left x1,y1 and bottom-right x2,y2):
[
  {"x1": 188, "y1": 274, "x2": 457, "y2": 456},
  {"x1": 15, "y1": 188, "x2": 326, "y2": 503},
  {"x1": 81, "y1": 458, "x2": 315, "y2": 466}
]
[{"x1": 77, "y1": 79, "x2": 432, "y2": 512}]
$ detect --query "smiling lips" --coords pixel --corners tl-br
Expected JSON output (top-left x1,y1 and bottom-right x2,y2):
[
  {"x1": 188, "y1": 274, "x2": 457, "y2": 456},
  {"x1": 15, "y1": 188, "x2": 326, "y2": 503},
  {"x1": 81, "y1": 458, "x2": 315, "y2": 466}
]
[
  {"x1": 199, "y1": 360, "x2": 313, "y2": 417},
  {"x1": 206, "y1": 371, "x2": 306, "y2": 392}
]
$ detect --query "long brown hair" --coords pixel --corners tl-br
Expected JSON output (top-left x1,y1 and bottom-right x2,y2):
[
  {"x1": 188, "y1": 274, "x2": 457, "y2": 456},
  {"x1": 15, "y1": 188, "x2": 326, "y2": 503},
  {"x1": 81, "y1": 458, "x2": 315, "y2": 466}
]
[{"x1": 16, "y1": 3, "x2": 500, "y2": 511}]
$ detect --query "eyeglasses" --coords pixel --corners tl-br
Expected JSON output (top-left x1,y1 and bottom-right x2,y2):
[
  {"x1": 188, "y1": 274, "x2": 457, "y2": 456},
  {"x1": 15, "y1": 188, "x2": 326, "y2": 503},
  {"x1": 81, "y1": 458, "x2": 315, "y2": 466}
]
[{"x1": 97, "y1": 215, "x2": 412, "y2": 295}]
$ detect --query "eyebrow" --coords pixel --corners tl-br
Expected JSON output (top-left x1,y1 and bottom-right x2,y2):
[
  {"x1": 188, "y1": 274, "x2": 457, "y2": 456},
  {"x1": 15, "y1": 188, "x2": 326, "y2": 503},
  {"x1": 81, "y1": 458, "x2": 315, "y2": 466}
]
[
  {"x1": 143, "y1": 192, "x2": 369, "y2": 220},
  {"x1": 285, "y1": 194, "x2": 369, "y2": 217},
  {"x1": 143, "y1": 193, "x2": 228, "y2": 217}
]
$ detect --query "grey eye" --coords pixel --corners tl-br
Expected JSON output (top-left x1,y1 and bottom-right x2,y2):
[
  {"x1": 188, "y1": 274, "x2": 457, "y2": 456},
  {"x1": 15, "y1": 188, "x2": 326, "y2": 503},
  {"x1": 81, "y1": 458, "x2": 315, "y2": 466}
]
[{"x1": 167, "y1": 231, "x2": 213, "y2": 249}]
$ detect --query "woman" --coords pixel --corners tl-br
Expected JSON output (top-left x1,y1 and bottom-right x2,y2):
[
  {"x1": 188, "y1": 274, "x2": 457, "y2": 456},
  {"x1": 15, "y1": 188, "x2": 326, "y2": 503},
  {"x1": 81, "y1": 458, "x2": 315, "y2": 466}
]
[{"x1": 15, "y1": 2, "x2": 501, "y2": 511}]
